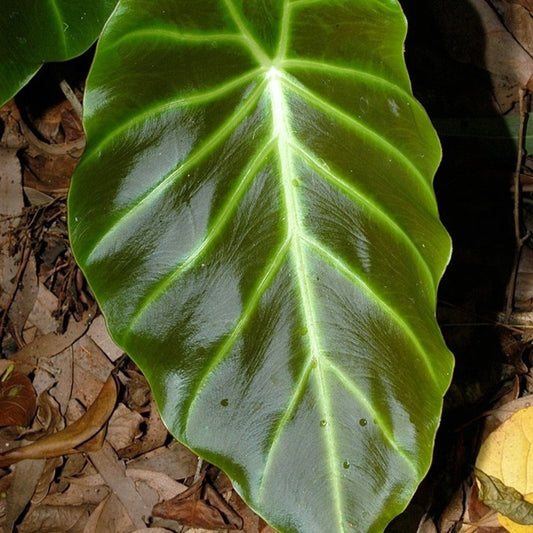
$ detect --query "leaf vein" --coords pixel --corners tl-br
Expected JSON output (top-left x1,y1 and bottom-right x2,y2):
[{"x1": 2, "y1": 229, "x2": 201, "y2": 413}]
[
  {"x1": 281, "y1": 58, "x2": 411, "y2": 97},
  {"x1": 84, "y1": 77, "x2": 266, "y2": 262},
  {"x1": 183, "y1": 241, "x2": 291, "y2": 426},
  {"x1": 222, "y1": 0, "x2": 271, "y2": 65},
  {"x1": 106, "y1": 27, "x2": 246, "y2": 51},
  {"x1": 124, "y1": 138, "x2": 276, "y2": 332},
  {"x1": 301, "y1": 235, "x2": 440, "y2": 386},
  {"x1": 324, "y1": 360, "x2": 419, "y2": 475},
  {"x1": 81, "y1": 68, "x2": 264, "y2": 168},
  {"x1": 282, "y1": 75, "x2": 434, "y2": 197},
  {"x1": 290, "y1": 139, "x2": 436, "y2": 289}
]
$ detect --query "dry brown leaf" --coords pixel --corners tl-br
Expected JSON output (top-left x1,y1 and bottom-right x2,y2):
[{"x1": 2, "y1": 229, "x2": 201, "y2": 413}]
[
  {"x1": 3, "y1": 458, "x2": 46, "y2": 533},
  {"x1": 259, "y1": 525, "x2": 279, "y2": 533},
  {"x1": 230, "y1": 491, "x2": 272, "y2": 533},
  {"x1": 42, "y1": 478, "x2": 109, "y2": 507},
  {"x1": 119, "y1": 398, "x2": 168, "y2": 459},
  {"x1": 0, "y1": 369, "x2": 36, "y2": 427},
  {"x1": 489, "y1": 0, "x2": 533, "y2": 56},
  {"x1": 126, "y1": 441, "x2": 197, "y2": 481},
  {"x1": 20, "y1": 389, "x2": 65, "y2": 441},
  {"x1": 503, "y1": 0, "x2": 533, "y2": 11},
  {"x1": 104, "y1": 403, "x2": 143, "y2": 451},
  {"x1": 153, "y1": 474, "x2": 243, "y2": 530},
  {"x1": 48, "y1": 348, "x2": 74, "y2": 415},
  {"x1": 86, "y1": 315, "x2": 124, "y2": 363},
  {"x1": 0, "y1": 373, "x2": 117, "y2": 467},
  {"x1": 132, "y1": 527, "x2": 172, "y2": 533},
  {"x1": 26, "y1": 284, "x2": 60, "y2": 335},
  {"x1": 16, "y1": 503, "x2": 92, "y2": 533},
  {"x1": 88, "y1": 442, "x2": 151, "y2": 529},
  {"x1": 125, "y1": 468, "x2": 187, "y2": 501},
  {"x1": 31, "y1": 456, "x2": 63, "y2": 506},
  {"x1": 82, "y1": 493, "x2": 135, "y2": 533},
  {"x1": 71, "y1": 335, "x2": 114, "y2": 404},
  {"x1": 0, "y1": 147, "x2": 38, "y2": 346},
  {"x1": 13, "y1": 307, "x2": 95, "y2": 368},
  {"x1": 82, "y1": 495, "x2": 109, "y2": 533}
]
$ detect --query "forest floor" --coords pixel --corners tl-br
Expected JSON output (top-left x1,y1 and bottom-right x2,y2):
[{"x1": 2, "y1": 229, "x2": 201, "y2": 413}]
[{"x1": 1, "y1": 1, "x2": 533, "y2": 532}]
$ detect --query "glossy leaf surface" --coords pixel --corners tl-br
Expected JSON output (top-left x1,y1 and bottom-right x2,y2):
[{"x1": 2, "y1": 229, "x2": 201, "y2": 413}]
[
  {"x1": 69, "y1": 1, "x2": 454, "y2": 531},
  {"x1": 0, "y1": 0, "x2": 117, "y2": 107}
]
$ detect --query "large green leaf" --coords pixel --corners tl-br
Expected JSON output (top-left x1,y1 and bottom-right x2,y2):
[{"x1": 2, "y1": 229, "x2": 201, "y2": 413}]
[
  {"x1": 69, "y1": 1, "x2": 453, "y2": 531},
  {"x1": 0, "y1": 0, "x2": 117, "y2": 107}
]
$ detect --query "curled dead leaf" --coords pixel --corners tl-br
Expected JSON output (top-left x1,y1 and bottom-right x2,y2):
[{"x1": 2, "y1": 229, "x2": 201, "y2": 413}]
[
  {"x1": 476, "y1": 469, "x2": 533, "y2": 524},
  {"x1": 0, "y1": 368, "x2": 36, "y2": 427},
  {"x1": 152, "y1": 473, "x2": 243, "y2": 530},
  {"x1": 0, "y1": 373, "x2": 118, "y2": 467}
]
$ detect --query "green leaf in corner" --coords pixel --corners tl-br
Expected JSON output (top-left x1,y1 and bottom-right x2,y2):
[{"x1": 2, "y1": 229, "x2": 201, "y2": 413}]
[
  {"x1": 69, "y1": 1, "x2": 454, "y2": 531},
  {"x1": 0, "y1": 0, "x2": 118, "y2": 107},
  {"x1": 476, "y1": 469, "x2": 533, "y2": 526}
]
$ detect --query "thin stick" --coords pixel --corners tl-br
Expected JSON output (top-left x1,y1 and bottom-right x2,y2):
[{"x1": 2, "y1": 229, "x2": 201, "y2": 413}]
[
  {"x1": 0, "y1": 240, "x2": 32, "y2": 344},
  {"x1": 504, "y1": 87, "x2": 529, "y2": 321},
  {"x1": 59, "y1": 79, "x2": 83, "y2": 121}
]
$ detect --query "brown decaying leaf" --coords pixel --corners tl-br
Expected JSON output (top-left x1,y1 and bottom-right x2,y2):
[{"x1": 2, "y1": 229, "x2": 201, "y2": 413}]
[
  {"x1": 16, "y1": 503, "x2": 93, "y2": 533},
  {"x1": 153, "y1": 473, "x2": 243, "y2": 530},
  {"x1": 503, "y1": 0, "x2": 533, "y2": 14},
  {"x1": 127, "y1": 441, "x2": 198, "y2": 485},
  {"x1": 0, "y1": 372, "x2": 118, "y2": 467},
  {"x1": 3, "y1": 458, "x2": 47, "y2": 533},
  {"x1": 0, "y1": 369, "x2": 37, "y2": 427},
  {"x1": 0, "y1": 146, "x2": 38, "y2": 346},
  {"x1": 12, "y1": 306, "x2": 95, "y2": 368},
  {"x1": 88, "y1": 442, "x2": 152, "y2": 529}
]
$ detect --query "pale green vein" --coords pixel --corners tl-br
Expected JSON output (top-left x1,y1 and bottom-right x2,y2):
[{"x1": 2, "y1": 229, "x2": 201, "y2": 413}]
[
  {"x1": 290, "y1": 139, "x2": 437, "y2": 290},
  {"x1": 106, "y1": 27, "x2": 245, "y2": 52},
  {"x1": 266, "y1": 67, "x2": 345, "y2": 531},
  {"x1": 125, "y1": 138, "x2": 276, "y2": 333},
  {"x1": 48, "y1": 0, "x2": 67, "y2": 55},
  {"x1": 274, "y1": 1, "x2": 291, "y2": 63},
  {"x1": 282, "y1": 75, "x2": 434, "y2": 198},
  {"x1": 81, "y1": 67, "x2": 264, "y2": 170},
  {"x1": 85, "y1": 79, "x2": 267, "y2": 262},
  {"x1": 222, "y1": 0, "x2": 271, "y2": 66},
  {"x1": 324, "y1": 360, "x2": 418, "y2": 476},
  {"x1": 281, "y1": 58, "x2": 410, "y2": 98},
  {"x1": 302, "y1": 234, "x2": 440, "y2": 387},
  {"x1": 258, "y1": 352, "x2": 313, "y2": 495},
  {"x1": 184, "y1": 240, "x2": 291, "y2": 425},
  {"x1": 289, "y1": 0, "x2": 323, "y2": 6}
]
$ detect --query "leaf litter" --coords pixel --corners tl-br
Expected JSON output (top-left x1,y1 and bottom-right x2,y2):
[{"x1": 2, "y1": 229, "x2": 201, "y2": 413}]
[{"x1": 0, "y1": 84, "x2": 266, "y2": 533}]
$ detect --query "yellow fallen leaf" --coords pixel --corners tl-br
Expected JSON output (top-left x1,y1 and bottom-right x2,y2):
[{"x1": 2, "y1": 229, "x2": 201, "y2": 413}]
[{"x1": 476, "y1": 404, "x2": 533, "y2": 531}]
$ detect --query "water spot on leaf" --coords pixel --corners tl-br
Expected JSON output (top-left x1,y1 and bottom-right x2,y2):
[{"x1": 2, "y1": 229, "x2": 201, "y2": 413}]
[
  {"x1": 359, "y1": 418, "x2": 367, "y2": 427},
  {"x1": 319, "y1": 419, "x2": 327, "y2": 427},
  {"x1": 343, "y1": 461, "x2": 350, "y2": 469},
  {"x1": 220, "y1": 399, "x2": 229, "y2": 407}
]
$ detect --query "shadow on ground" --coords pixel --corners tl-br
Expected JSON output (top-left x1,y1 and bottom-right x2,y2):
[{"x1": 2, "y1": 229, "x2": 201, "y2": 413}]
[{"x1": 387, "y1": 0, "x2": 516, "y2": 530}]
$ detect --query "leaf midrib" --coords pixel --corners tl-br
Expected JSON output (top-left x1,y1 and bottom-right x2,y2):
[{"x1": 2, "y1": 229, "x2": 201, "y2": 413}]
[{"x1": 268, "y1": 65, "x2": 345, "y2": 531}]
